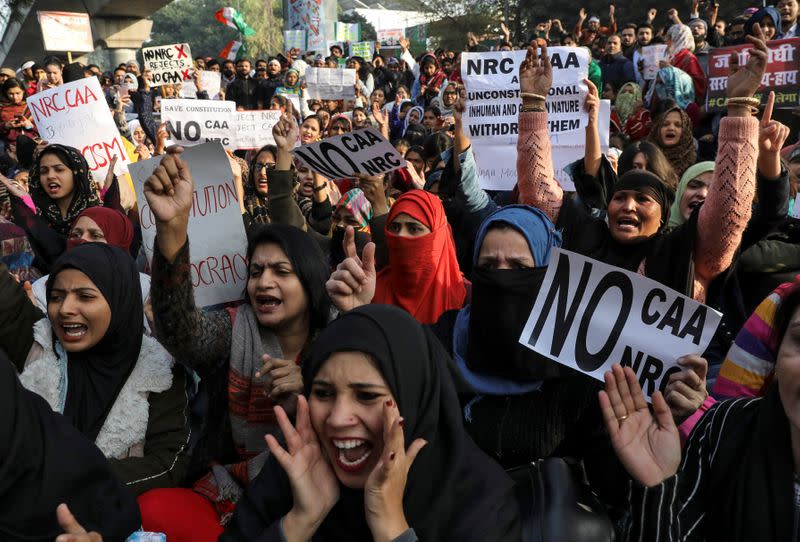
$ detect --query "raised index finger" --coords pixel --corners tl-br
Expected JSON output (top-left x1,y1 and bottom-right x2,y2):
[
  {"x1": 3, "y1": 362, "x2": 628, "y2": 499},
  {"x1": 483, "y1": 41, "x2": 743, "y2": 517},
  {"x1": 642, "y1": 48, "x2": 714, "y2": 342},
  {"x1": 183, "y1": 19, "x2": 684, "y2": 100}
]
[
  {"x1": 762, "y1": 91, "x2": 775, "y2": 127},
  {"x1": 343, "y1": 226, "x2": 359, "y2": 260}
]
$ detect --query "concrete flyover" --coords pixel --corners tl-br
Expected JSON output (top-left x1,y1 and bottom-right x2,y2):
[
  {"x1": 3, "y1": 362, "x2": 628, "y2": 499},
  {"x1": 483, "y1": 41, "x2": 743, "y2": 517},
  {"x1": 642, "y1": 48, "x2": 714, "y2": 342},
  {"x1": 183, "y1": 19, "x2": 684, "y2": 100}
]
[{"x1": 0, "y1": 0, "x2": 171, "y2": 69}]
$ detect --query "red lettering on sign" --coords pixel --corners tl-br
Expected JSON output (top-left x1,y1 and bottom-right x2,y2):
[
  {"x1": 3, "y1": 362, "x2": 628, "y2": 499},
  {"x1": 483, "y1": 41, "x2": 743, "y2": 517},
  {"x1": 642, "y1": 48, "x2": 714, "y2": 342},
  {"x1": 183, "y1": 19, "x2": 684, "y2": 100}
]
[{"x1": 176, "y1": 44, "x2": 188, "y2": 59}]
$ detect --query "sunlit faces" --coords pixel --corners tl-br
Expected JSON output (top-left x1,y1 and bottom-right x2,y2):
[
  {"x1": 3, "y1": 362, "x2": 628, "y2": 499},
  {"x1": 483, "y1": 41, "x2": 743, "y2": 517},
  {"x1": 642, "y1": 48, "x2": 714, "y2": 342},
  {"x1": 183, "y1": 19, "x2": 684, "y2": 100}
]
[
  {"x1": 405, "y1": 149, "x2": 425, "y2": 175},
  {"x1": 422, "y1": 62, "x2": 436, "y2": 77},
  {"x1": 286, "y1": 71, "x2": 299, "y2": 86},
  {"x1": 606, "y1": 35, "x2": 622, "y2": 55},
  {"x1": 39, "y1": 152, "x2": 75, "y2": 203},
  {"x1": 352, "y1": 109, "x2": 368, "y2": 128},
  {"x1": 387, "y1": 213, "x2": 431, "y2": 237},
  {"x1": 631, "y1": 152, "x2": 648, "y2": 170},
  {"x1": 476, "y1": 227, "x2": 535, "y2": 270},
  {"x1": 300, "y1": 117, "x2": 321, "y2": 144},
  {"x1": 689, "y1": 20, "x2": 706, "y2": 39},
  {"x1": 778, "y1": 0, "x2": 799, "y2": 23},
  {"x1": 246, "y1": 242, "x2": 310, "y2": 330},
  {"x1": 69, "y1": 216, "x2": 107, "y2": 244},
  {"x1": 408, "y1": 110, "x2": 421, "y2": 125},
  {"x1": 607, "y1": 189, "x2": 662, "y2": 244},
  {"x1": 658, "y1": 111, "x2": 683, "y2": 148},
  {"x1": 332, "y1": 206, "x2": 364, "y2": 230},
  {"x1": 761, "y1": 16, "x2": 778, "y2": 40},
  {"x1": 309, "y1": 351, "x2": 395, "y2": 488},
  {"x1": 679, "y1": 171, "x2": 714, "y2": 221},
  {"x1": 637, "y1": 27, "x2": 653, "y2": 46},
  {"x1": 295, "y1": 163, "x2": 315, "y2": 198},
  {"x1": 132, "y1": 126, "x2": 146, "y2": 145},
  {"x1": 422, "y1": 110, "x2": 439, "y2": 129},
  {"x1": 620, "y1": 28, "x2": 636, "y2": 47},
  {"x1": 45, "y1": 64, "x2": 62, "y2": 85},
  {"x1": 253, "y1": 149, "x2": 276, "y2": 197},
  {"x1": 48, "y1": 269, "x2": 112, "y2": 352},
  {"x1": 371, "y1": 89, "x2": 385, "y2": 106},
  {"x1": 6, "y1": 86, "x2": 24, "y2": 104},
  {"x1": 328, "y1": 118, "x2": 350, "y2": 136}
]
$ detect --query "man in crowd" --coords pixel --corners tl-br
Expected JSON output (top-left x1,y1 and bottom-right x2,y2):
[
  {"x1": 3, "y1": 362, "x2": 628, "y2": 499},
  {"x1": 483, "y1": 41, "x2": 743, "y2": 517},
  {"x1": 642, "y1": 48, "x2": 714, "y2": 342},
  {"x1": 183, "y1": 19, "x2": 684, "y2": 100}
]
[
  {"x1": 778, "y1": 0, "x2": 799, "y2": 37},
  {"x1": 620, "y1": 24, "x2": 638, "y2": 59},
  {"x1": 225, "y1": 58, "x2": 259, "y2": 110},
  {"x1": 257, "y1": 58, "x2": 283, "y2": 107},
  {"x1": 726, "y1": 15, "x2": 748, "y2": 44},
  {"x1": 221, "y1": 60, "x2": 236, "y2": 87},
  {"x1": 600, "y1": 34, "x2": 635, "y2": 91},
  {"x1": 574, "y1": 6, "x2": 617, "y2": 45}
]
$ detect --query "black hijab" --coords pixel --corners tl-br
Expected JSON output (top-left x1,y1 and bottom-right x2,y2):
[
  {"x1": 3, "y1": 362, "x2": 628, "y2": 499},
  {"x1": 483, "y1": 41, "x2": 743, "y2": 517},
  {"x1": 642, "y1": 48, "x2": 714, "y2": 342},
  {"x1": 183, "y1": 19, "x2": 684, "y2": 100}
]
[
  {"x1": 29, "y1": 144, "x2": 101, "y2": 236},
  {"x1": 46, "y1": 243, "x2": 143, "y2": 442},
  {"x1": 0, "y1": 351, "x2": 141, "y2": 541},
  {"x1": 223, "y1": 305, "x2": 520, "y2": 541}
]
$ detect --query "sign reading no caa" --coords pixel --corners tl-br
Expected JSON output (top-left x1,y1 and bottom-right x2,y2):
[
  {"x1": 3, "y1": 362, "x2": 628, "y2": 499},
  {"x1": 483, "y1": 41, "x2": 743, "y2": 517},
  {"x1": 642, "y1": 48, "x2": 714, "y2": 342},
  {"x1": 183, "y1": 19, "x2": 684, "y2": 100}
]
[
  {"x1": 143, "y1": 43, "x2": 193, "y2": 85},
  {"x1": 293, "y1": 127, "x2": 405, "y2": 179},
  {"x1": 519, "y1": 248, "x2": 722, "y2": 400}
]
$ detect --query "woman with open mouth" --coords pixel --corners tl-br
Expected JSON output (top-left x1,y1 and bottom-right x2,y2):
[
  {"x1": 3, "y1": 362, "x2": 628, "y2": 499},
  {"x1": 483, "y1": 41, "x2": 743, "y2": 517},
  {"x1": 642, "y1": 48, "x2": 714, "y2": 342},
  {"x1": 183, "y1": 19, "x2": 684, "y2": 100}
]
[
  {"x1": 221, "y1": 304, "x2": 520, "y2": 542},
  {"x1": 647, "y1": 104, "x2": 696, "y2": 179},
  {"x1": 17, "y1": 243, "x2": 190, "y2": 500},
  {"x1": 137, "y1": 134, "x2": 333, "y2": 540}
]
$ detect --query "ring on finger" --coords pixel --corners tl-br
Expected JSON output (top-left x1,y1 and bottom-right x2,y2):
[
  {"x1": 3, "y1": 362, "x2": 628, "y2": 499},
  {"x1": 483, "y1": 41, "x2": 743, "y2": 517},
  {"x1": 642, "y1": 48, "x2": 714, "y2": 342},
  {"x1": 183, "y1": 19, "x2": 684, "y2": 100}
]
[{"x1": 617, "y1": 414, "x2": 628, "y2": 422}]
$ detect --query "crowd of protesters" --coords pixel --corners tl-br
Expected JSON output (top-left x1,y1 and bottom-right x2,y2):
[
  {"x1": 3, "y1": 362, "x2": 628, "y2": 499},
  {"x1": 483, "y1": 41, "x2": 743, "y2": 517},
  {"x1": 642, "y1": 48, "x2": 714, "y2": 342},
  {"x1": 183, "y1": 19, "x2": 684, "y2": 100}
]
[{"x1": 2, "y1": 1, "x2": 800, "y2": 541}]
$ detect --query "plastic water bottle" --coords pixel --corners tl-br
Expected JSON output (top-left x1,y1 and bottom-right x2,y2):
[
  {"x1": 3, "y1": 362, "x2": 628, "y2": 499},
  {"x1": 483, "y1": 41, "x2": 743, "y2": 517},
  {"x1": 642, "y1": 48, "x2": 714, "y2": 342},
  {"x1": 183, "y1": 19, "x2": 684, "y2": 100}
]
[{"x1": 126, "y1": 532, "x2": 166, "y2": 542}]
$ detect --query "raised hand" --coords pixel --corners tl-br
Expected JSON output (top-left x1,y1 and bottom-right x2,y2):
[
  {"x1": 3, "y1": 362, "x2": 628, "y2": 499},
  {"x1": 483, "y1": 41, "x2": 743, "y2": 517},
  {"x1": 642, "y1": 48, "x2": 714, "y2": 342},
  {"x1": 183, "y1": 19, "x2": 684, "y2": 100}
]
[
  {"x1": 256, "y1": 354, "x2": 303, "y2": 418},
  {"x1": 371, "y1": 101, "x2": 388, "y2": 127},
  {"x1": 584, "y1": 78, "x2": 599, "y2": 126},
  {"x1": 143, "y1": 148, "x2": 193, "y2": 226},
  {"x1": 399, "y1": 36, "x2": 410, "y2": 51},
  {"x1": 452, "y1": 87, "x2": 466, "y2": 122},
  {"x1": 727, "y1": 23, "x2": 769, "y2": 98},
  {"x1": 579, "y1": 8, "x2": 587, "y2": 20},
  {"x1": 266, "y1": 397, "x2": 339, "y2": 538},
  {"x1": 501, "y1": 22, "x2": 511, "y2": 38},
  {"x1": 519, "y1": 41, "x2": 553, "y2": 97},
  {"x1": 102, "y1": 156, "x2": 118, "y2": 191},
  {"x1": 273, "y1": 114, "x2": 300, "y2": 151},
  {"x1": 759, "y1": 91, "x2": 790, "y2": 155},
  {"x1": 648, "y1": 8, "x2": 657, "y2": 21},
  {"x1": 364, "y1": 398, "x2": 427, "y2": 542},
  {"x1": 54, "y1": 504, "x2": 103, "y2": 542},
  {"x1": 599, "y1": 364, "x2": 681, "y2": 488},
  {"x1": 326, "y1": 226, "x2": 376, "y2": 312},
  {"x1": 609, "y1": 4, "x2": 615, "y2": 18},
  {"x1": 0, "y1": 173, "x2": 28, "y2": 198},
  {"x1": 664, "y1": 355, "x2": 708, "y2": 424},
  {"x1": 667, "y1": 8, "x2": 679, "y2": 22},
  {"x1": 358, "y1": 173, "x2": 389, "y2": 215}
]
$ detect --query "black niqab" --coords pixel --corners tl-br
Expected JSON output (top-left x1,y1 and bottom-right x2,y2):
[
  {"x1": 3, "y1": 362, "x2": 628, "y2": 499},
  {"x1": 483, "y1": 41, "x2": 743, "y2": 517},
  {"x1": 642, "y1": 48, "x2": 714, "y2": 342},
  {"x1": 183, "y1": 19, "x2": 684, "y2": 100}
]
[{"x1": 46, "y1": 243, "x2": 143, "y2": 442}]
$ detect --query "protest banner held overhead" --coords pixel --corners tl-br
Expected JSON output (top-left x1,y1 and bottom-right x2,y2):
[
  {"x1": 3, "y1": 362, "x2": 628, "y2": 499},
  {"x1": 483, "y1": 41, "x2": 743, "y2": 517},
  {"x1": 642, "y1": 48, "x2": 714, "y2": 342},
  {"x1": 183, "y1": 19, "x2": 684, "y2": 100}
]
[
  {"x1": 706, "y1": 38, "x2": 800, "y2": 111},
  {"x1": 234, "y1": 110, "x2": 281, "y2": 150},
  {"x1": 130, "y1": 143, "x2": 247, "y2": 308},
  {"x1": 377, "y1": 29, "x2": 404, "y2": 47},
  {"x1": 461, "y1": 48, "x2": 590, "y2": 190},
  {"x1": 350, "y1": 41, "x2": 375, "y2": 59},
  {"x1": 283, "y1": 30, "x2": 307, "y2": 52},
  {"x1": 641, "y1": 44, "x2": 667, "y2": 80},
  {"x1": 27, "y1": 77, "x2": 129, "y2": 182},
  {"x1": 335, "y1": 22, "x2": 360, "y2": 42},
  {"x1": 305, "y1": 68, "x2": 357, "y2": 99},
  {"x1": 142, "y1": 43, "x2": 193, "y2": 85},
  {"x1": 181, "y1": 71, "x2": 222, "y2": 100},
  {"x1": 37, "y1": 11, "x2": 94, "y2": 52},
  {"x1": 519, "y1": 249, "x2": 722, "y2": 401},
  {"x1": 162, "y1": 99, "x2": 237, "y2": 149},
  {"x1": 294, "y1": 127, "x2": 406, "y2": 179}
]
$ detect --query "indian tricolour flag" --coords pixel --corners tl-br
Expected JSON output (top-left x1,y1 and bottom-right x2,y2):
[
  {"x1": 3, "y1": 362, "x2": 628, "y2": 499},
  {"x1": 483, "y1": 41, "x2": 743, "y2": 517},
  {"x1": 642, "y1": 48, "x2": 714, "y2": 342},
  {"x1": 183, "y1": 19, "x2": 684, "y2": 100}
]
[
  {"x1": 219, "y1": 39, "x2": 246, "y2": 61},
  {"x1": 215, "y1": 7, "x2": 256, "y2": 36}
]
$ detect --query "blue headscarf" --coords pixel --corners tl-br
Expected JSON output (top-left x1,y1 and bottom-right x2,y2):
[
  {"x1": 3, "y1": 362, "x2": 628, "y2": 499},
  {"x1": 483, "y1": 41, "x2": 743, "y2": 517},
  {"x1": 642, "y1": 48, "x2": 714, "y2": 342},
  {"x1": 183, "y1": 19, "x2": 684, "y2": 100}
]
[
  {"x1": 454, "y1": 205, "x2": 562, "y2": 398},
  {"x1": 654, "y1": 66, "x2": 695, "y2": 109},
  {"x1": 745, "y1": 6, "x2": 780, "y2": 37}
]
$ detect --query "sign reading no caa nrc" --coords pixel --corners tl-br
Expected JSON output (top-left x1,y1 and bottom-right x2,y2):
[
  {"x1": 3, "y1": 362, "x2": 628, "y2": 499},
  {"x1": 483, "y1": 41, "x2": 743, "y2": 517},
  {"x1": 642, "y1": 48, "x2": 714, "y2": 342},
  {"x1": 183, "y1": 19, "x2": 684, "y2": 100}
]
[
  {"x1": 293, "y1": 127, "x2": 405, "y2": 179},
  {"x1": 462, "y1": 48, "x2": 590, "y2": 191},
  {"x1": 519, "y1": 249, "x2": 722, "y2": 400},
  {"x1": 143, "y1": 43, "x2": 194, "y2": 85}
]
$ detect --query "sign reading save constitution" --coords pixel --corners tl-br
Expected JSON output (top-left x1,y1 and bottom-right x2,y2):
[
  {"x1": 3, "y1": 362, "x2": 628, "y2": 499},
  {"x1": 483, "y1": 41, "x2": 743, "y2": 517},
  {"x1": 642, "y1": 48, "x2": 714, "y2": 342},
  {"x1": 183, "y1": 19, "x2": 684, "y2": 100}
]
[
  {"x1": 461, "y1": 48, "x2": 590, "y2": 190},
  {"x1": 28, "y1": 77, "x2": 129, "y2": 183},
  {"x1": 162, "y1": 99, "x2": 236, "y2": 148},
  {"x1": 293, "y1": 127, "x2": 405, "y2": 178},
  {"x1": 130, "y1": 143, "x2": 247, "y2": 308},
  {"x1": 519, "y1": 249, "x2": 721, "y2": 401},
  {"x1": 142, "y1": 43, "x2": 193, "y2": 85}
]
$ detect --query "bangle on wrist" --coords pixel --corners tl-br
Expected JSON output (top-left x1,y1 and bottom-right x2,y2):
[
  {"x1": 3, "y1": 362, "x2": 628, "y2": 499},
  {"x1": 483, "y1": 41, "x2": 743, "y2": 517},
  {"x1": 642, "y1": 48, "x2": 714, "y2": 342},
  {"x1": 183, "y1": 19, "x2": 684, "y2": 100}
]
[
  {"x1": 520, "y1": 104, "x2": 546, "y2": 113},
  {"x1": 312, "y1": 183, "x2": 327, "y2": 193},
  {"x1": 520, "y1": 92, "x2": 548, "y2": 101},
  {"x1": 725, "y1": 96, "x2": 760, "y2": 115}
]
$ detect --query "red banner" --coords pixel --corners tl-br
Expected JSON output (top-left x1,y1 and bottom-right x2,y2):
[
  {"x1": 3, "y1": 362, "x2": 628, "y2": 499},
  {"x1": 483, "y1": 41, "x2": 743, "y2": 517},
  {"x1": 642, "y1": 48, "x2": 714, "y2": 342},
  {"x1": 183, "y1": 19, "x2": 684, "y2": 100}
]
[{"x1": 706, "y1": 38, "x2": 800, "y2": 111}]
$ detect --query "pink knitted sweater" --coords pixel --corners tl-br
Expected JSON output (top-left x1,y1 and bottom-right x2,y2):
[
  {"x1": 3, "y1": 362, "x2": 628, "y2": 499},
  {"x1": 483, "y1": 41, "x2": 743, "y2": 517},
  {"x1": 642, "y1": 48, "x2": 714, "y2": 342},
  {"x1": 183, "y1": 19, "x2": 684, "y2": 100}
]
[{"x1": 516, "y1": 111, "x2": 759, "y2": 302}]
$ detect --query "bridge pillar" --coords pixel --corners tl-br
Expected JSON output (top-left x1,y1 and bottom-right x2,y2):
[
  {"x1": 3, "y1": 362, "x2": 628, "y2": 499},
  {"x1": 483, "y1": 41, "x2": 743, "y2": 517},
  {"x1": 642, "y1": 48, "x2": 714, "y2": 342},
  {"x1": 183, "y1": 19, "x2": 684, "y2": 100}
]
[{"x1": 91, "y1": 17, "x2": 153, "y2": 66}]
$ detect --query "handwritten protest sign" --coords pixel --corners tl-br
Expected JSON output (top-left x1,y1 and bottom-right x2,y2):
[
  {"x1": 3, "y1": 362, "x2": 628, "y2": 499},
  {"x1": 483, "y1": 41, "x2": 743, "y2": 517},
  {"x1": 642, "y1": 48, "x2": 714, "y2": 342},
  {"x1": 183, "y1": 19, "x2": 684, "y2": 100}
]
[
  {"x1": 37, "y1": 11, "x2": 94, "y2": 52},
  {"x1": 335, "y1": 22, "x2": 360, "y2": 42},
  {"x1": 351, "y1": 41, "x2": 375, "y2": 59},
  {"x1": 162, "y1": 99, "x2": 236, "y2": 148},
  {"x1": 294, "y1": 127, "x2": 405, "y2": 178},
  {"x1": 142, "y1": 43, "x2": 193, "y2": 85},
  {"x1": 641, "y1": 44, "x2": 667, "y2": 80},
  {"x1": 377, "y1": 29, "x2": 404, "y2": 47},
  {"x1": 234, "y1": 110, "x2": 281, "y2": 149},
  {"x1": 305, "y1": 67, "x2": 356, "y2": 99},
  {"x1": 462, "y1": 48, "x2": 590, "y2": 190},
  {"x1": 28, "y1": 77, "x2": 128, "y2": 182},
  {"x1": 181, "y1": 71, "x2": 222, "y2": 100},
  {"x1": 519, "y1": 249, "x2": 722, "y2": 400},
  {"x1": 284, "y1": 30, "x2": 307, "y2": 51},
  {"x1": 130, "y1": 143, "x2": 247, "y2": 308},
  {"x1": 707, "y1": 38, "x2": 800, "y2": 111}
]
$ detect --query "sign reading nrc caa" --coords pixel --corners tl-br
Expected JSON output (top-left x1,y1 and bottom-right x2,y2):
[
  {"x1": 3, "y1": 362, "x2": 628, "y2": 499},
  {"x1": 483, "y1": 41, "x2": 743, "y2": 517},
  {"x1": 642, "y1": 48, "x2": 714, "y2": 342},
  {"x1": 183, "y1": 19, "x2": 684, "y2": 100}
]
[
  {"x1": 143, "y1": 43, "x2": 193, "y2": 85},
  {"x1": 519, "y1": 249, "x2": 722, "y2": 400},
  {"x1": 293, "y1": 127, "x2": 405, "y2": 179}
]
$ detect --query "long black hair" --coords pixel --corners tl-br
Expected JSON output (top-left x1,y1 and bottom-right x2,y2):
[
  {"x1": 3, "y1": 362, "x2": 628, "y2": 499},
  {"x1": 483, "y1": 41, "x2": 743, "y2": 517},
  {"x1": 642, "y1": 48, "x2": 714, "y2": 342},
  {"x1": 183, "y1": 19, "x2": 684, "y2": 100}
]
[{"x1": 245, "y1": 223, "x2": 332, "y2": 332}]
